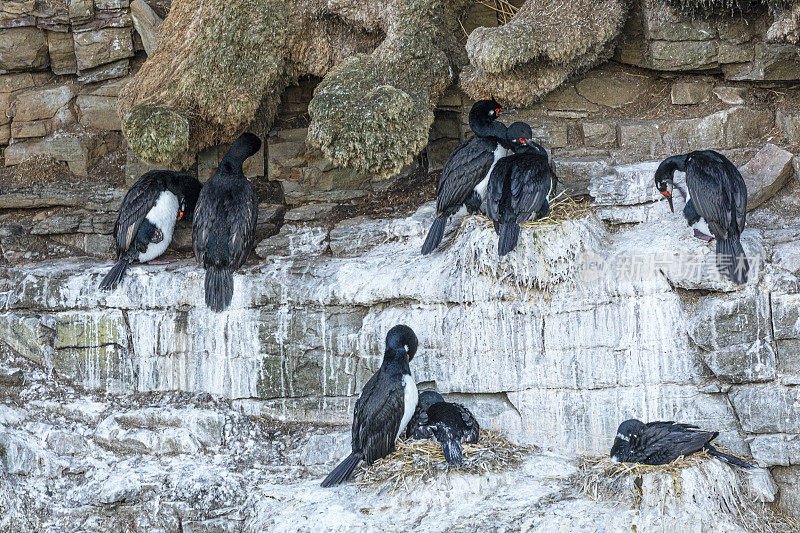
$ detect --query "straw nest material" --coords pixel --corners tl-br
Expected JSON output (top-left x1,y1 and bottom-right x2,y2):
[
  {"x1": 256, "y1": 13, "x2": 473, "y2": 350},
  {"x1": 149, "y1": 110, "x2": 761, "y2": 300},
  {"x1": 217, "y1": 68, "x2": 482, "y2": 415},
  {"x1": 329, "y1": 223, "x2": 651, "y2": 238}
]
[
  {"x1": 352, "y1": 431, "x2": 531, "y2": 491},
  {"x1": 475, "y1": 191, "x2": 594, "y2": 230},
  {"x1": 578, "y1": 452, "x2": 718, "y2": 503},
  {"x1": 577, "y1": 455, "x2": 800, "y2": 533}
]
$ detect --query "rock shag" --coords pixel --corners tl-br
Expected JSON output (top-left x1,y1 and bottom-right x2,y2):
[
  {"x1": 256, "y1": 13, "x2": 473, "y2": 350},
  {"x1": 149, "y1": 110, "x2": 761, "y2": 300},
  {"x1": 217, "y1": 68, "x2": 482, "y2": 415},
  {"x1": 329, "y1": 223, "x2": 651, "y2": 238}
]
[
  {"x1": 655, "y1": 150, "x2": 749, "y2": 284},
  {"x1": 99, "y1": 170, "x2": 202, "y2": 290},
  {"x1": 610, "y1": 419, "x2": 753, "y2": 468},
  {"x1": 486, "y1": 122, "x2": 555, "y2": 257},
  {"x1": 421, "y1": 99, "x2": 516, "y2": 255},
  {"x1": 321, "y1": 325, "x2": 419, "y2": 487},
  {"x1": 192, "y1": 133, "x2": 261, "y2": 312},
  {"x1": 405, "y1": 390, "x2": 480, "y2": 466}
]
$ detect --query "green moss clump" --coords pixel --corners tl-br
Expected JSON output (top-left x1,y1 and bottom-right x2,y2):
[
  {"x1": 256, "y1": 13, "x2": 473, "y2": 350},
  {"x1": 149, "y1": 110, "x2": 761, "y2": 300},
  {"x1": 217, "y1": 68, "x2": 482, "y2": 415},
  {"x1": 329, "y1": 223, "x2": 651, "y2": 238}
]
[
  {"x1": 308, "y1": 0, "x2": 469, "y2": 179},
  {"x1": 176, "y1": 0, "x2": 290, "y2": 132},
  {"x1": 123, "y1": 105, "x2": 191, "y2": 165},
  {"x1": 461, "y1": 0, "x2": 627, "y2": 107}
]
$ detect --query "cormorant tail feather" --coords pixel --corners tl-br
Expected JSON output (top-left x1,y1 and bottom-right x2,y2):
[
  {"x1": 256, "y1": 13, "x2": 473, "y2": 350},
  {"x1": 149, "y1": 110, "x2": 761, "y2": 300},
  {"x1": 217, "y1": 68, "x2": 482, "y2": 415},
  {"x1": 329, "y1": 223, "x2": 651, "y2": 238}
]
[
  {"x1": 99, "y1": 257, "x2": 132, "y2": 290},
  {"x1": 716, "y1": 236, "x2": 749, "y2": 285},
  {"x1": 421, "y1": 216, "x2": 447, "y2": 255},
  {"x1": 706, "y1": 445, "x2": 754, "y2": 469},
  {"x1": 441, "y1": 438, "x2": 463, "y2": 466},
  {"x1": 321, "y1": 452, "x2": 362, "y2": 487},
  {"x1": 498, "y1": 222, "x2": 520, "y2": 256},
  {"x1": 205, "y1": 267, "x2": 233, "y2": 312}
]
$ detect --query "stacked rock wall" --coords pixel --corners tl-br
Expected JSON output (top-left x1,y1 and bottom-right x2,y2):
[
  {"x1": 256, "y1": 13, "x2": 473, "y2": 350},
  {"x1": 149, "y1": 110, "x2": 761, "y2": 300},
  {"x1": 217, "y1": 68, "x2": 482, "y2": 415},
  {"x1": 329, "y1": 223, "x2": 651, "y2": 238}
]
[{"x1": 2, "y1": 0, "x2": 800, "y2": 522}]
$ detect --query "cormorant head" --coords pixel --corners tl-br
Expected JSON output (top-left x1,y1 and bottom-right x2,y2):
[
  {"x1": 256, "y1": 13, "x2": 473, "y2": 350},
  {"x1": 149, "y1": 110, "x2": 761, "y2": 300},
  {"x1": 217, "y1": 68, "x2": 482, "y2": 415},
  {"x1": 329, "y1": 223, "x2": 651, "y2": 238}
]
[
  {"x1": 654, "y1": 160, "x2": 678, "y2": 213},
  {"x1": 418, "y1": 390, "x2": 445, "y2": 411},
  {"x1": 174, "y1": 174, "x2": 202, "y2": 219},
  {"x1": 505, "y1": 121, "x2": 534, "y2": 151},
  {"x1": 469, "y1": 98, "x2": 516, "y2": 133},
  {"x1": 610, "y1": 419, "x2": 646, "y2": 462},
  {"x1": 385, "y1": 324, "x2": 419, "y2": 362},
  {"x1": 220, "y1": 132, "x2": 262, "y2": 172}
]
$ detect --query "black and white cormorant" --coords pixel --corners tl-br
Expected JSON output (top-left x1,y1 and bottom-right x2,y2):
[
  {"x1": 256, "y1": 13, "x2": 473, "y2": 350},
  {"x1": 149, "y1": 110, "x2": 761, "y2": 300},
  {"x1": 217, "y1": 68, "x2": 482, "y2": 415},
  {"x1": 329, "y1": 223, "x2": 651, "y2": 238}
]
[
  {"x1": 99, "y1": 170, "x2": 202, "y2": 290},
  {"x1": 655, "y1": 150, "x2": 749, "y2": 284},
  {"x1": 421, "y1": 98, "x2": 516, "y2": 255},
  {"x1": 610, "y1": 419, "x2": 753, "y2": 468},
  {"x1": 486, "y1": 122, "x2": 555, "y2": 257},
  {"x1": 405, "y1": 390, "x2": 480, "y2": 465},
  {"x1": 192, "y1": 133, "x2": 261, "y2": 312},
  {"x1": 321, "y1": 325, "x2": 419, "y2": 487}
]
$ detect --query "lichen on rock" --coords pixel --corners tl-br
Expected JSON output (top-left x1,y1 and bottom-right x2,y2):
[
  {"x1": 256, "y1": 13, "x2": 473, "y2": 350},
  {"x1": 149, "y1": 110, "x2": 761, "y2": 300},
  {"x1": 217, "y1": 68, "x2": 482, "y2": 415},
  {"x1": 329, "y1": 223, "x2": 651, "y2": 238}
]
[
  {"x1": 460, "y1": 0, "x2": 629, "y2": 106},
  {"x1": 118, "y1": 0, "x2": 466, "y2": 176}
]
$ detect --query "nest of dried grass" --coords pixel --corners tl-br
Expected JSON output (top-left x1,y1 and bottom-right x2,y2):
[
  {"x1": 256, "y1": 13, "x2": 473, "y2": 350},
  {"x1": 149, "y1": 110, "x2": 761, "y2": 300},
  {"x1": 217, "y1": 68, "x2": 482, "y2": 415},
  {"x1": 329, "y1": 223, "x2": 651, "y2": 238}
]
[
  {"x1": 476, "y1": 0, "x2": 519, "y2": 25},
  {"x1": 352, "y1": 431, "x2": 530, "y2": 491},
  {"x1": 474, "y1": 191, "x2": 594, "y2": 230},
  {"x1": 578, "y1": 453, "x2": 714, "y2": 503},
  {"x1": 577, "y1": 455, "x2": 800, "y2": 533},
  {"x1": 521, "y1": 192, "x2": 594, "y2": 229}
]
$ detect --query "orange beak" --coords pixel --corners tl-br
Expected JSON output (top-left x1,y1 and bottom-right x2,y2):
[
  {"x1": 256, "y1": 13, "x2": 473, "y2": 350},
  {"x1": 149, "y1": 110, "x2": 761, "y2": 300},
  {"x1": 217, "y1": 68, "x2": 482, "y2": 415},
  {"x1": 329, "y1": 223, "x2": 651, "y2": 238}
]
[
  {"x1": 660, "y1": 191, "x2": 674, "y2": 213},
  {"x1": 177, "y1": 210, "x2": 184, "y2": 220}
]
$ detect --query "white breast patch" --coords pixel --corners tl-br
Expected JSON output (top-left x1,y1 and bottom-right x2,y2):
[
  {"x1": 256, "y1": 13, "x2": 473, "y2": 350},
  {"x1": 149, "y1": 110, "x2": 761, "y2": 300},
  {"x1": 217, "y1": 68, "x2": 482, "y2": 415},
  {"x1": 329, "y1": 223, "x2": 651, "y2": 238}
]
[
  {"x1": 474, "y1": 144, "x2": 509, "y2": 199},
  {"x1": 138, "y1": 191, "x2": 179, "y2": 262},
  {"x1": 397, "y1": 374, "x2": 419, "y2": 441}
]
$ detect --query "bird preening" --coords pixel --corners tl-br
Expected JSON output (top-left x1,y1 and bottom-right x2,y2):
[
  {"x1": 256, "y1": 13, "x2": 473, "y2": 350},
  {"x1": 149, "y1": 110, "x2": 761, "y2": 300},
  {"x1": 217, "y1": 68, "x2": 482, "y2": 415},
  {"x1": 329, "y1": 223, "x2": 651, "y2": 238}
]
[
  {"x1": 321, "y1": 324, "x2": 420, "y2": 487},
  {"x1": 99, "y1": 170, "x2": 202, "y2": 290},
  {"x1": 654, "y1": 150, "x2": 749, "y2": 285},
  {"x1": 193, "y1": 132, "x2": 262, "y2": 312},
  {"x1": 405, "y1": 390, "x2": 480, "y2": 466}
]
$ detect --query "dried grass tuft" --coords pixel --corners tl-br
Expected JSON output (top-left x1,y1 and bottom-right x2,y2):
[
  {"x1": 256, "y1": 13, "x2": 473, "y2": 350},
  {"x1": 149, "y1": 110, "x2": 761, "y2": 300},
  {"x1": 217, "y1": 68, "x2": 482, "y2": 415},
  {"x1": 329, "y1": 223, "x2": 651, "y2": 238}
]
[
  {"x1": 577, "y1": 455, "x2": 800, "y2": 533},
  {"x1": 474, "y1": 191, "x2": 594, "y2": 230},
  {"x1": 352, "y1": 431, "x2": 530, "y2": 491},
  {"x1": 477, "y1": 0, "x2": 520, "y2": 25}
]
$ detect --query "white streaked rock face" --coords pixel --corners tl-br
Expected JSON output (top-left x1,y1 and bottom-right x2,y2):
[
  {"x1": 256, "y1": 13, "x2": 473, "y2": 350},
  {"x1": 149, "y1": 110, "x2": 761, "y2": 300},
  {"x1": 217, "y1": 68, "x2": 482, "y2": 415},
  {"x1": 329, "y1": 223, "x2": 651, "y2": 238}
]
[{"x1": 0, "y1": 203, "x2": 794, "y2": 469}]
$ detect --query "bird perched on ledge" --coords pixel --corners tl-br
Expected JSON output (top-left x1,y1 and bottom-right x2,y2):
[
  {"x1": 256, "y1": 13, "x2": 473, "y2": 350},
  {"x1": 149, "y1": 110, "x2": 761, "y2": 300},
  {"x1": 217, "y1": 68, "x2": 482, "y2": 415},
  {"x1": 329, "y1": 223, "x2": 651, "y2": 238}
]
[
  {"x1": 486, "y1": 121, "x2": 555, "y2": 257},
  {"x1": 421, "y1": 98, "x2": 516, "y2": 255},
  {"x1": 193, "y1": 133, "x2": 261, "y2": 312},
  {"x1": 654, "y1": 150, "x2": 749, "y2": 284},
  {"x1": 321, "y1": 325, "x2": 419, "y2": 487},
  {"x1": 99, "y1": 170, "x2": 201, "y2": 290},
  {"x1": 610, "y1": 419, "x2": 753, "y2": 468}
]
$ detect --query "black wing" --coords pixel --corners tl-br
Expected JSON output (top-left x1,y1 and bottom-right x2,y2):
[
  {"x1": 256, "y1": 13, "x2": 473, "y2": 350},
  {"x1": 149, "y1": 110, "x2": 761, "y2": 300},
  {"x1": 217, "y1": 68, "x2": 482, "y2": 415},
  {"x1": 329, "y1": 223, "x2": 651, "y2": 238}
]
[
  {"x1": 686, "y1": 152, "x2": 744, "y2": 239},
  {"x1": 113, "y1": 171, "x2": 170, "y2": 257},
  {"x1": 192, "y1": 176, "x2": 258, "y2": 270},
  {"x1": 436, "y1": 136, "x2": 496, "y2": 214},
  {"x1": 637, "y1": 422, "x2": 716, "y2": 465},
  {"x1": 511, "y1": 155, "x2": 553, "y2": 224},
  {"x1": 405, "y1": 403, "x2": 433, "y2": 440},
  {"x1": 351, "y1": 371, "x2": 404, "y2": 464},
  {"x1": 486, "y1": 156, "x2": 513, "y2": 223},
  {"x1": 455, "y1": 403, "x2": 480, "y2": 443}
]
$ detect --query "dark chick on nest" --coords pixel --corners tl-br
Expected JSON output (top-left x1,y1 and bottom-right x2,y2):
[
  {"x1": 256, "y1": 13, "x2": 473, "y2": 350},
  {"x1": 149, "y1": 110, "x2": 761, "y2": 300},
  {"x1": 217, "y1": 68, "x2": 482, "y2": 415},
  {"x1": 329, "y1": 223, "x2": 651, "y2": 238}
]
[{"x1": 405, "y1": 390, "x2": 480, "y2": 466}]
